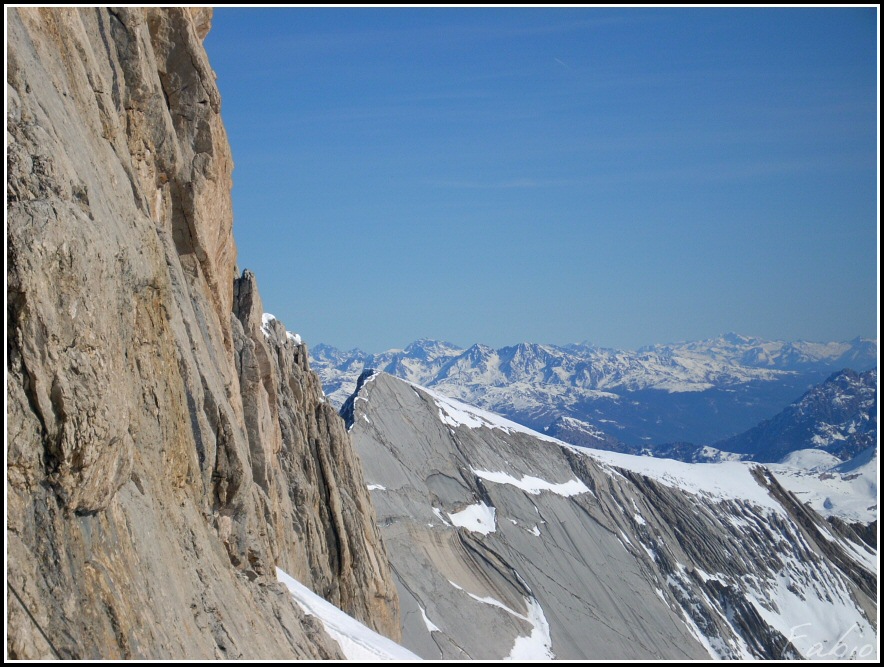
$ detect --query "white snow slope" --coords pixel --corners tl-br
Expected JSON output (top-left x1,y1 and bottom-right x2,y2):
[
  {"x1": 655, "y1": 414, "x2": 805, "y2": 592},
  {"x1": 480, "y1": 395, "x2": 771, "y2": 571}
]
[
  {"x1": 769, "y1": 447, "x2": 878, "y2": 524},
  {"x1": 276, "y1": 568, "x2": 421, "y2": 661}
]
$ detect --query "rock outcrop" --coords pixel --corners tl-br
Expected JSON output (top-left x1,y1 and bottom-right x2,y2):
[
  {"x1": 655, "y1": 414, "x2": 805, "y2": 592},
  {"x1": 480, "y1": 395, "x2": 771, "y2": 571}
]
[
  {"x1": 345, "y1": 371, "x2": 877, "y2": 660},
  {"x1": 7, "y1": 7, "x2": 397, "y2": 659}
]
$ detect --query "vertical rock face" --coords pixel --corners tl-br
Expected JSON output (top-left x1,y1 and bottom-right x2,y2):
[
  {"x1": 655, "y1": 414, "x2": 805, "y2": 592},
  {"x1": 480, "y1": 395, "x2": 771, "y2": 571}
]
[
  {"x1": 232, "y1": 272, "x2": 399, "y2": 636},
  {"x1": 7, "y1": 7, "x2": 398, "y2": 659}
]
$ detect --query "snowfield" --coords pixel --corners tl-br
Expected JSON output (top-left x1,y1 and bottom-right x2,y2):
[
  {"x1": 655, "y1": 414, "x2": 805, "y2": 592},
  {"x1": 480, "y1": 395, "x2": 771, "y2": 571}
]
[
  {"x1": 472, "y1": 468, "x2": 593, "y2": 498},
  {"x1": 447, "y1": 500, "x2": 497, "y2": 535},
  {"x1": 768, "y1": 447, "x2": 877, "y2": 524}
]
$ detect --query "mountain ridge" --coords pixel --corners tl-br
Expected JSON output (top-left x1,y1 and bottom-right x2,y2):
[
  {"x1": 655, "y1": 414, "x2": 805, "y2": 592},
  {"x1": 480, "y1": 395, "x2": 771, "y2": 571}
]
[
  {"x1": 313, "y1": 334, "x2": 876, "y2": 448},
  {"x1": 343, "y1": 370, "x2": 877, "y2": 659}
]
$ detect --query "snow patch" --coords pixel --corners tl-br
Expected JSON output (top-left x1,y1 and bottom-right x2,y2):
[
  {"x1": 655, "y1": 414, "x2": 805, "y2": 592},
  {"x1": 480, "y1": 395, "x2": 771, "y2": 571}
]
[
  {"x1": 419, "y1": 605, "x2": 441, "y2": 633},
  {"x1": 366, "y1": 484, "x2": 386, "y2": 491},
  {"x1": 632, "y1": 499, "x2": 647, "y2": 525},
  {"x1": 448, "y1": 580, "x2": 519, "y2": 615},
  {"x1": 431, "y1": 507, "x2": 451, "y2": 526},
  {"x1": 276, "y1": 567, "x2": 420, "y2": 660},
  {"x1": 448, "y1": 501, "x2": 496, "y2": 535},
  {"x1": 472, "y1": 468, "x2": 593, "y2": 498},
  {"x1": 507, "y1": 596, "x2": 555, "y2": 660},
  {"x1": 447, "y1": 580, "x2": 554, "y2": 660},
  {"x1": 261, "y1": 312, "x2": 276, "y2": 338}
]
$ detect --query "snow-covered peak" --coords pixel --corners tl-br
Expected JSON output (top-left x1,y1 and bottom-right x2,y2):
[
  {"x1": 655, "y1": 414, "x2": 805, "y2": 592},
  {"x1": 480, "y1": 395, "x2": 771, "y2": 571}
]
[
  {"x1": 779, "y1": 448, "x2": 843, "y2": 471},
  {"x1": 548, "y1": 415, "x2": 607, "y2": 438},
  {"x1": 403, "y1": 338, "x2": 464, "y2": 361},
  {"x1": 717, "y1": 368, "x2": 877, "y2": 462}
]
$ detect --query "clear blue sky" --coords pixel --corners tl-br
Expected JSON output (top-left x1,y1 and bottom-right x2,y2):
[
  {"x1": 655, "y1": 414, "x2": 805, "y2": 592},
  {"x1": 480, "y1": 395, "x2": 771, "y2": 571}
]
[{"x1": 204, "y1": 7, "x2": 877, "y2": 353}]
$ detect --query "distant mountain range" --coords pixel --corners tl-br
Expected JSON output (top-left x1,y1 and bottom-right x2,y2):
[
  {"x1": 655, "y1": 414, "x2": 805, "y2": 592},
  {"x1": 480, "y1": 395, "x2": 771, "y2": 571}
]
[
  {"x1": 312, "y1": 334, "x2": 877, "y2": 451},
  {"x1": 716, "y1": 368, "x2": 877, "y2": 462}
]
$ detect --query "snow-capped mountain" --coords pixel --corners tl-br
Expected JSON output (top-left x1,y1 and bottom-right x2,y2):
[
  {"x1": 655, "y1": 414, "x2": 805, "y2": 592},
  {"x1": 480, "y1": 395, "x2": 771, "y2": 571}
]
[
  {"x1": 640, "y1": 333, "x2": 877, "y2": 373},
  {"x1": 343, "y1": 371, "x2": 877, "y2": 660},
  {"x1": 715, "y1": 369, "x2": 877, "y2": 462},
  {"x1": 312, "y1": 335, "x2": 876, "y2": 448}
]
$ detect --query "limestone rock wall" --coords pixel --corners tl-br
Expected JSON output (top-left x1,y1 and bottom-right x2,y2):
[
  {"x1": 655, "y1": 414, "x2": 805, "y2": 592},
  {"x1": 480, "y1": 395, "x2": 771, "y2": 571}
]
[
  {"x1": 6, "y1": 7, "x2": 397, "y2": 658},
  {"x1": 232, "y1": 272, "x2": 400, "y2": 636}
]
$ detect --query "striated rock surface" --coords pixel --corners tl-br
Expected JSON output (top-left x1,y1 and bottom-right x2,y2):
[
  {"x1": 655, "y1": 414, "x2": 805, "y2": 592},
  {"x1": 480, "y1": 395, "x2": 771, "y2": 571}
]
[
  {"x1": 232, "y1": 275, "x2": 399, "y2": 635},
  {"x1": 345, "y1": 371, "x2": 877, "y2": 660},
  {"x1": 7, "y1": 7, "x2": 397, "y2": 659}
]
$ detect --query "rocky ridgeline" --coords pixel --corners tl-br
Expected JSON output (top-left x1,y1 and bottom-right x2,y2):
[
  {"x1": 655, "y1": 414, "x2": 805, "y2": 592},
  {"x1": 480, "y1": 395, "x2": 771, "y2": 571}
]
[{"x1": 7, "y1": 8, "x2": 397, "y2": 659}]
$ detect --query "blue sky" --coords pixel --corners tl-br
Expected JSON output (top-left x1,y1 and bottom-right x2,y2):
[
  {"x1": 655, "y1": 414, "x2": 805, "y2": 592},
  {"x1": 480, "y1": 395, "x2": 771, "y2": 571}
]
[{"x1": 205, "y1": 7, "x2": 877, "y2": 352}]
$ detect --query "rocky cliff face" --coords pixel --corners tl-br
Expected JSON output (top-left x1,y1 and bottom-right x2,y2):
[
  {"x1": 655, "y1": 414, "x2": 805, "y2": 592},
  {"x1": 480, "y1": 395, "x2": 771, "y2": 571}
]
[
  {"x1": 7, "y1": 7, "x2": 398, "y2": 659},
  {"x1": 345, "y1": 372, "x2": 877, "y2": 660}
]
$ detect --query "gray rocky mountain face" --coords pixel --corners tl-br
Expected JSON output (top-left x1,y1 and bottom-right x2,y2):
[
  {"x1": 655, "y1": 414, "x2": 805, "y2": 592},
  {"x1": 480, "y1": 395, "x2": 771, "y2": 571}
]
[
  {"x1": 313, "y1": 336, "x2": 877, "y2": 453},
  {"x1": 7, "y1": 8, "x2": 397, "y2": 659},
  {"x1": 345, "y1": 371, "x2": 877, "y2": 660}
]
